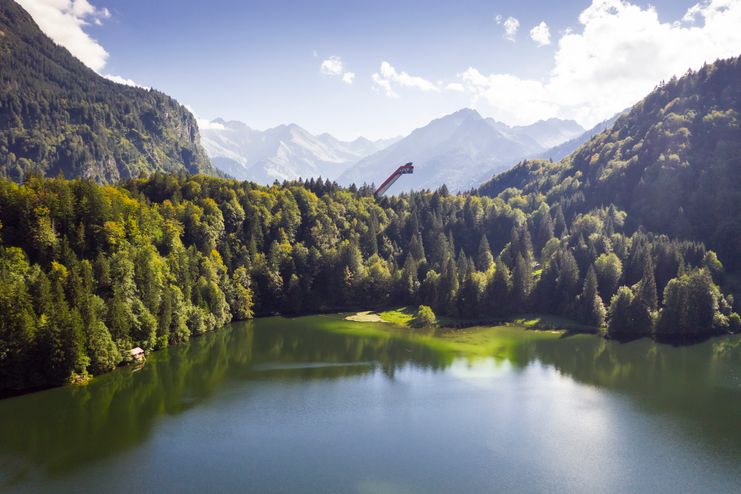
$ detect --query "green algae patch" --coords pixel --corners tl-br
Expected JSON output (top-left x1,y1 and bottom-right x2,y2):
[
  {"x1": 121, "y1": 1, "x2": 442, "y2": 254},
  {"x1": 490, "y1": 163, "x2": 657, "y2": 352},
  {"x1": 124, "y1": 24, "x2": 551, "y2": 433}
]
[{"x1": 318, "y1": 313, "x2": 571, "y2": 361}]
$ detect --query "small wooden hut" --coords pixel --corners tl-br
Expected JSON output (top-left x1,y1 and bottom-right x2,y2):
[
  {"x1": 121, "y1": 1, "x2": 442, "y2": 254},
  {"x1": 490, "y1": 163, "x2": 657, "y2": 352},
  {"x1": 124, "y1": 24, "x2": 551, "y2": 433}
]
[{"x1": 130, "y1": 347, "x2": 145, "y2": 361}]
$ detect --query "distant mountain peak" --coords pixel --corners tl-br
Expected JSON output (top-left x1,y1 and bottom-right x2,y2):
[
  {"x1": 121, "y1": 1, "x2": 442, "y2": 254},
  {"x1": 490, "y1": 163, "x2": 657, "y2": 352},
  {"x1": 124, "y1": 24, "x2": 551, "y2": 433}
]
[
  {"x1": 451, "y1": 107, "x2": 481, "y2": 117},
  {"x1": 200, "y1": 119, "x2": 398, "y2": 183}
]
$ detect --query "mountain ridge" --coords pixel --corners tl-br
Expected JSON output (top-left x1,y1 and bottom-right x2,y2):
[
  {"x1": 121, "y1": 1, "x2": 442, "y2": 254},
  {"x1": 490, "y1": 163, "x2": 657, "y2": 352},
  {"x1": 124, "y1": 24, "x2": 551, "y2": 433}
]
[
  {"x1": 338, "y1": 108, "x2": 584, "y2": 192},
  {"x1": 478, "y1": 54, "x2": 741, "y2": 267},
  {"x1": 200, "y1": 118, "x2": 400, "y2": 182},
  {"x1": 0, "y1": 0, "x2": 214, "y2": 183}
]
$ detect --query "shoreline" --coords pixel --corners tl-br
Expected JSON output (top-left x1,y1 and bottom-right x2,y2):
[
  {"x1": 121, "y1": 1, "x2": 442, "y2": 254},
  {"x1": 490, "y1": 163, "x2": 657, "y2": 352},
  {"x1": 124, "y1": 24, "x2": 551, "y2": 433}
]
[{"x1": 2, "y1": 310, "x2": 737, "y2": 399}]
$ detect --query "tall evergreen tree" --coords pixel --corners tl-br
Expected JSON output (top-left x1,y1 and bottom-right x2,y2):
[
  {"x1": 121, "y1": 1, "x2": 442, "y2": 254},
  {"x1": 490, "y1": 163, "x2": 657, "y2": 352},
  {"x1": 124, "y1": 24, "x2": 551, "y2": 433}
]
[
  {"x1": 579, "y1": 265, "x2": 606, "y2": 327},
  {"x1": 477, "y1": 234, "x2": 494, "y2": 272}
]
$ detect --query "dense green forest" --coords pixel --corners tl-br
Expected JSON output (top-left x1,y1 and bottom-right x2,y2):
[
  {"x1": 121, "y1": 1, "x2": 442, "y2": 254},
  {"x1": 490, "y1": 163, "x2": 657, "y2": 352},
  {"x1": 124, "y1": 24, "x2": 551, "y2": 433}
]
[
  {"x1": 479, "y1": 55, "x2": 741, "y2": 268},
  {"x1": 0, "y1": 174, "x2": 737, "y2": 392},
  {"x1": 0, "y1": 0, "x2": 739, "y2": 396},
  {"x1": 0, "y1": 0, "x2": 214, "y2": 183}
]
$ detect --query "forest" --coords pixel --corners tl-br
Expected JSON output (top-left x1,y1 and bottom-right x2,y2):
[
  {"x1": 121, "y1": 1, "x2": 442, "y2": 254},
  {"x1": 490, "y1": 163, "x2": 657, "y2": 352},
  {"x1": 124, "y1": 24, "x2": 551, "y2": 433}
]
[
  {"x1": 479, "y1": 55, "x2": 741, "y2": 268},
  {"x1": 0, "y1": 173, "x2": 738, "y2": 393}
]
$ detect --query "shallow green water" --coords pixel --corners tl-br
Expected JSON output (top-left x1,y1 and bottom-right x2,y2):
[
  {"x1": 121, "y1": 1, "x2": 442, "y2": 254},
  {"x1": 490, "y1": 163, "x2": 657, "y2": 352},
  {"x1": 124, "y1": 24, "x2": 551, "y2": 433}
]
[{"x1": 1, "y1": 315, "x2": 740, "y2": 493}]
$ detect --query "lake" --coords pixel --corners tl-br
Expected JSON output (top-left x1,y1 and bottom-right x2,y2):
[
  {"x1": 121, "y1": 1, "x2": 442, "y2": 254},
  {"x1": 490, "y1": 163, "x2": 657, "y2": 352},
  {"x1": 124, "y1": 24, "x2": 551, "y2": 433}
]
[{"x1": 1, "y1": 315, "x2": 740, "y2": 493}]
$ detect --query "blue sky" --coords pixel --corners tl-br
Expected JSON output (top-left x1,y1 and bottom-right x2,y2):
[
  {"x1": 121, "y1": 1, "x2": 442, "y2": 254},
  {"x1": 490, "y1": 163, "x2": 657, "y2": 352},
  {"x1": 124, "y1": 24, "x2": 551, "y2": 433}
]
[{"x1": 17, "y1": 0, "x2": 741, "y2": 139}]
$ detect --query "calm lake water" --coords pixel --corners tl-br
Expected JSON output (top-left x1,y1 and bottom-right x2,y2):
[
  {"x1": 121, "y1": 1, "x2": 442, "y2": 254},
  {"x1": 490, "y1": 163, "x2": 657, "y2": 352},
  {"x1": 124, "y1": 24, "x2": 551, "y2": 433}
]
[{"x1": 1, "y1": 315, "x2": 740, "y2": 493}]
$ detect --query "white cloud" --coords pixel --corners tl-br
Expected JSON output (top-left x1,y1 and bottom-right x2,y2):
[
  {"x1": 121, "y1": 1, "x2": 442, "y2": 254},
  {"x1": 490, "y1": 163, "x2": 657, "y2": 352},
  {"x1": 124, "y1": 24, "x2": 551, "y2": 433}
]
[
  {"x1": 320, "y1": 55, "x2": 355, "y2": 84},
  {"x1": 459, "y1": 0, "x2": 741, "y2": 127},
  {"x1": 104, "y1": 74, "x2": 149, "y2": 89},
  {"x1": 445, "y1": 82, "x2": 465, "y2": 92},
  {"x1": 197, "y1": 119, "x2": 226, "y2": 131},
  {"x1": 320, "y1": 56, "x2": 344, "y2": 76},
  {"x1": 502, "y1": 16, "x2": 520, "y2": 41},
  {"x1": 372, "y1": 61, "x2": 440, "y2": 97},
  {"x1": 530, "y1": 21, "x2": 551, "y2": 46},
  {"x1": 18, "y1": 1, "x2": 149, "y2": 88},
  {"x1": 371, "y1": 73, "x2": 399, "y2": 98},
  {"x1": 17, "y1": 0, "x2": 111, "y2": 72},
  {"x1": 183, "y1": 104, "x2": 225, "y2": 130}
]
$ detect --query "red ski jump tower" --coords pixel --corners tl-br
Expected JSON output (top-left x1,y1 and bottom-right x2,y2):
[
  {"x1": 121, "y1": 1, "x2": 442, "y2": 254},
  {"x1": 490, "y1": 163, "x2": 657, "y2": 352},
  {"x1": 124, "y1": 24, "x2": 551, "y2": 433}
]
[{"x1": 375, "y1": 162, "x2": 414, "y2": 197}]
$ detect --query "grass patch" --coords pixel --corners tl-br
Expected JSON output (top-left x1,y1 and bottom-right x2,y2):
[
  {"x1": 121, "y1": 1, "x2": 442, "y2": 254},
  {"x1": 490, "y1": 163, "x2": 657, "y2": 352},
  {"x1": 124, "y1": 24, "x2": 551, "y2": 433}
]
[
  {"x1": 510, "y1": 313, "x2": 599, "y2": 333},
  {"x1": 374, "y1": 307, "x2": 598, "y2": 334},
  {"x1": 378, "y1": 306, "x2": 417, "y2": 326}
]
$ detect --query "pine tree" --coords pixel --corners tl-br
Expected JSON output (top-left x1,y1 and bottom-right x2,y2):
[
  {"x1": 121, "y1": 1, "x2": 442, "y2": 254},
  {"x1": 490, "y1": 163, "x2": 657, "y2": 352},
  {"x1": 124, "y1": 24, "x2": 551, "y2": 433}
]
[
  {"x1": 400, "y1": 254, "x2": 419, "y2": 303},
  {"x1": 512, "y1": 254, "x2": 531, "y2": 311},
  {"x1": 637, "y1": 256, "x2": 658, "y2": 311},
  {"x1": 607, "y1": 286, "x2": 635, "y2": 338},
  {"x1": 440, "y1": 258, "x2": 459, "y2": 315},
  {"x1": 555, "y1": 249, "x2": 580, "y2": 314},
  {"x1": 579, "y1": 265, "x2": 606, "y2": 327},
  {"x1": 477, "y1": 234, "x2": 494, "y2": 272},
  {"x1": 408, "y1": 233, "x2": 426, "y2": 264},
  {"x1": 485, "y1": 259, "x2": 511, "y2": 316}
]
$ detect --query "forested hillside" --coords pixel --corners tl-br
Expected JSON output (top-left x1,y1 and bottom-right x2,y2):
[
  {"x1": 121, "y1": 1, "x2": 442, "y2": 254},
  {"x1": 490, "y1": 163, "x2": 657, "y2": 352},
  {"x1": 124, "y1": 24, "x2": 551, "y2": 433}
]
[
  {"x1": 479, "y1": 55, "x2": 741, "y2": 268},
  {"x1": 0, "y1": 0, "x2": 214, "y2": 183},
  {"x1": 1, "y1": 174, "x2": 737, "y2": 392}
]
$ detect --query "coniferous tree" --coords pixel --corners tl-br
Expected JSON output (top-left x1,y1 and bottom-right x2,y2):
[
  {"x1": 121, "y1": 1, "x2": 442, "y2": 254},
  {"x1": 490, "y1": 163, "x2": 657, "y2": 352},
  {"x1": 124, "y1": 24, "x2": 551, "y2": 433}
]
[
  {"x1": 511, "y1": 254, "x2": 531, "y2": 311},
  {"x1": 477, "y1": 235, "x2": 495, "y2": 272},
  {"x1": 485, "y1": 259, "x2": 511, "y2": 316},
  {"x1": 595, "y1": 253, "x2": 623, "y2": 303},
  {"x1": 578, "y1": 265, "x2": 606, "y2": 327},
  {"x1": 636, "y1": 256, "x2": 658, "y2": 311},
  {"x1": 607, "y1": 286, "x2": 636, "y2": 339}
]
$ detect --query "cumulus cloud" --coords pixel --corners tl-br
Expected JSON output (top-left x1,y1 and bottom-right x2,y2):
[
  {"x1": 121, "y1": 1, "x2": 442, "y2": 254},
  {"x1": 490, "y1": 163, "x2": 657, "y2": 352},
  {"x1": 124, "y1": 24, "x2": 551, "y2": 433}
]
[
  {"x1": 197, "y1": 119, "x2": 226, "y2": 131},
  {"x1": 17, "y1": 0, "x2": 111, "y2": 72},
  {"x1": 530, "y1": 21, "x2": 551, "y2": 46},
  {"x1": 18, "y1": 1, "x2": 149, "y2": 88},
  {"x1": 320, "y1": 56, "x2": 355, "y2": 84},
  {"x1": 461, "y1": 0, "x2": 741, "y2": 127},
  {"x1": 502, "y1": 16, "x2": 520, "y2": 41},
  {"x1": 372, "y1": 61, "x2": 440, "y2": 97},
  {"x1": 320, "y1": 56, "x2": 344, "y2": 76}
]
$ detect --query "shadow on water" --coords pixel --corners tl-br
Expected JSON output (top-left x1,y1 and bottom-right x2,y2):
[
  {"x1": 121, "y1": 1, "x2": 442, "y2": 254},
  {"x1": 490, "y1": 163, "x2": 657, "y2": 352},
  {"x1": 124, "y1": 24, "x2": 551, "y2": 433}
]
[{"x1": 0, "y1": 314, "x2": 740, "y2": 485}]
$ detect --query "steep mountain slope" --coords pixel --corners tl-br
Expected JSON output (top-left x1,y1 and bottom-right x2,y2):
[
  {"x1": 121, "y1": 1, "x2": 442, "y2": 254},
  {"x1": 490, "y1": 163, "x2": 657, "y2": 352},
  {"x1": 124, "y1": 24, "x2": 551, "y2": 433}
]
[
  {"x1": 200, "y1": 119, "x2": 398, "y2": 182},
  {"x1": 0, "y1": 0, "x2": 214, "y2": 183},
  {"x1": 479, "y1": 55, "x2": 741, "y2": 267},
  {"x1": 337, "y1": 109, "x2": 583, "y2": 193}
]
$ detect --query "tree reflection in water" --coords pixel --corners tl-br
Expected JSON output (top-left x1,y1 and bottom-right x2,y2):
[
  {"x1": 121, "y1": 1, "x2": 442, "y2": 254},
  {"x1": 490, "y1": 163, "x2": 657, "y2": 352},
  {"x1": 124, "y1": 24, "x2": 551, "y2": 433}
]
[{"x1": 0, "y1": 315, "x2": 739, "y2": 484}]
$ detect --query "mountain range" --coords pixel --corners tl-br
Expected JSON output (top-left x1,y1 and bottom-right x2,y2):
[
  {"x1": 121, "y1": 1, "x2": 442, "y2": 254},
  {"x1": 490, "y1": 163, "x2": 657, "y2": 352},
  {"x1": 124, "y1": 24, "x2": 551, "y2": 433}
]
[
  {"x1": 337, "y1": 109, "x2": 585, "y2": 192},
  {"x1": 200, "y1": 119, "x2": 399, "y2": 182},
  {"x1": 0, "y1": 0, "x2": 214, "y2": 183},
  {"x1": 202, "y1": 110, "x2": 588, "y2": 191}
]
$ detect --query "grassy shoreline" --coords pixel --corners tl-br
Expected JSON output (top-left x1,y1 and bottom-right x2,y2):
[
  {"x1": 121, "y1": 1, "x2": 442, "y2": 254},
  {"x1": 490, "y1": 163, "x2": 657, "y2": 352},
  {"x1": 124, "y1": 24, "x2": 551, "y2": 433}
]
[{"x1": 357, "y1": 306, "x2": 600, "y2": 334}]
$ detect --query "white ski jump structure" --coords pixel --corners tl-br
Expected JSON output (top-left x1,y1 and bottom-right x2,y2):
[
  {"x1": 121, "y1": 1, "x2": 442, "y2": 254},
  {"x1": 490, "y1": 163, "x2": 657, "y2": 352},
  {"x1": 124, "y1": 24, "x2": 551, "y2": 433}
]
[{"x1": 374, "y1": 162, "x2": 414, "y2": 197}]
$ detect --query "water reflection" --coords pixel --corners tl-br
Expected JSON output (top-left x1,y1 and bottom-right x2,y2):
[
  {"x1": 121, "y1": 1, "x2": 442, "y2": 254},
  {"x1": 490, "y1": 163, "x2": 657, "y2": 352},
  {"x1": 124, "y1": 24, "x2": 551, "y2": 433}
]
[{"x1": 0, "y1": 315, "x2": 739, "y2": 486}]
